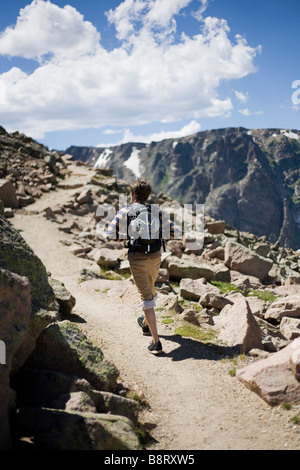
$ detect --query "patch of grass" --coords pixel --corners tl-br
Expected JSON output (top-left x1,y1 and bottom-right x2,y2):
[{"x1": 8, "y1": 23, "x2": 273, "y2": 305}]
[
  {"x1": 282, "y1": 403, "x2": 292, "y2": 410},
  {"x1": 290, "y1": 415, "x2": 300, "y2": 425},
  {"x1": 99, "y1": 268, "x2": 122, "y2": 281},
  {"x1": 210, "y1": 281, "x2": 242, "y2": 294},
  {"x1": 174, "y1": 324, "x2": 217, "y2": 343},
  {"x1": 162, "y1": 318, "x2": 175, "y2": 324},
  {"x1": 228, "y1": 367, "x2": 236, "y2": 377},
  {"x1": 179, "y1": 299, "x2": 203, "y2": 312},
  {"x1": 247, "y1": 290, "x2": 277, "y2": 302}
]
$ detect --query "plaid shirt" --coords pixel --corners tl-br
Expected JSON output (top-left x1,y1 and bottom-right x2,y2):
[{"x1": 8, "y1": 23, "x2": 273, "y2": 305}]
[{"x1": 106, "y1": 205, "x2": 180, "y2": 242}]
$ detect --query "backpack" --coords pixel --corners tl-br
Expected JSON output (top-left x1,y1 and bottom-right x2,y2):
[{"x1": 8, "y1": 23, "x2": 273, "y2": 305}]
[{"x1": 127, "y1": 203, "x2": 163, "y2": 253}]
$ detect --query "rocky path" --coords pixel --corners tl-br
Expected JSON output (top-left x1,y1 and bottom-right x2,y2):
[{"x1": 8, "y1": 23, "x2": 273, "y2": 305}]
[{"x1": 11, "y1": 165, "x2": 300, "y2": 450}]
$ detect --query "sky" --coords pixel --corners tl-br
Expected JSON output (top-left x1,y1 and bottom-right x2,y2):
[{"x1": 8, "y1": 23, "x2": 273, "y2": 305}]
[{"x1": 0, "y1": 0, "x2": 299, "y2": 151}]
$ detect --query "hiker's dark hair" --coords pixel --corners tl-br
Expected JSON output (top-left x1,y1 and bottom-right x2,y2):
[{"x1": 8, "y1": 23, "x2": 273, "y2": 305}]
[{"x1": 130, "y1": 179, "x2": 152, "y2": 203}]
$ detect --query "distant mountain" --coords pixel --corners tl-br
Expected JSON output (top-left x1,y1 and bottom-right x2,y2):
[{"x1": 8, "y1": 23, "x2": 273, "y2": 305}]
[{"x1": 65, "y1": 127, "x2": 300, "y2": 250}]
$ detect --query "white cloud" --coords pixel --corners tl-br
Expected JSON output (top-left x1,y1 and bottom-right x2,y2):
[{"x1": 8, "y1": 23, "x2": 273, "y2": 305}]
[
  {"x1": 0, "y1": 0, "x2": 100, "y2": 62},
  {"x1": 100, "y1": 119, "x2": 202, "y2": 146},
  {"x1": 234, "y1": 90, "x2": 248, "y2": 103},
  {"x1": 238, "y1": 108, "x2": 263, "y2": 117},
  {"x1": 239, "y1": 108, "x2": 251, "y2": 116},
  {"x1": 0, "y1": 0, "x2": 260, "y2": 140}
]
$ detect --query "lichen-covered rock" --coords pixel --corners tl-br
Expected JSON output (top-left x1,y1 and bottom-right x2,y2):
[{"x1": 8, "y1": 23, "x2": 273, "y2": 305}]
[
  {"x1": 10, "y1": 368, "x2": 93, "y2": 408},
  {"x1": 0, "y1": 269, "x2": 31, "y2": 449},
  {"x1": 0, "y1": 216, "x2": 59, "y2": 371},
  {"x1": 89, "y1": 390, "x2": 139, "y2": 425},
  {"x1": 165, "y1": 256, "x2": 215, "y2": 281},
  {"x1": 48, "y1": 277, "x2": 76, "y2": 315},
  {"x1": 12, "y1": 407, "x2": 141, "y2": 450},
  {"x1": 25, "y1": 320, "x2": 119, "y2": 392},
  {"x1": 0, "y1": 216, "x2": 58, "y2": 316}
]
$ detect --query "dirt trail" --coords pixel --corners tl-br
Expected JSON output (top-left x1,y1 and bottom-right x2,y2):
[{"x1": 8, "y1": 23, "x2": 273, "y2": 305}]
[{"x1": 11, "y1": 164, "x2": 300, "y2": 450}]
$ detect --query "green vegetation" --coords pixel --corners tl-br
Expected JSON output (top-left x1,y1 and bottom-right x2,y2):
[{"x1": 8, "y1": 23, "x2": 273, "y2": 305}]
[
  {"x1": 174, "y1": 324, "x2": 217, "y2": 343},
  {"x1": 134, "y1": 424, "x2": 153, "y2": 447},
  {"x1": 290, "y1": 415, "x2": 300, "y2": 425},
  {"x1": 282, "y1": 403, "x2": 292, "y2": 410},
  {"x1": 247, "y1": 290, "x2": 277, "y2": 302},
  {"x1": 179, "y1": 299, "x2": 203, "y2": 312},
  {"x1": 162, "y1": 317, "x2": 175, "y2": 324},
  {"x1": 210, "y1": 281, "x2": 242, "y2": 294},
  {"x1": 99, "y1": 268, "x2": 123, "y2": 281}
]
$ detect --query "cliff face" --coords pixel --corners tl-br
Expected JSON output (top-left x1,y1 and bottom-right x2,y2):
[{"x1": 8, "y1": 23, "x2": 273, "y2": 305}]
[{"x1": 66, "y1": 127, "x2": 300, "y2": 250}]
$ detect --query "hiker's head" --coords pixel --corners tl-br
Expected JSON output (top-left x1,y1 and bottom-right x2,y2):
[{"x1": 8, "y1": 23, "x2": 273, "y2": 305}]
[{"x1": 130, "y1": 179, "x2": 152, "y2": 203}]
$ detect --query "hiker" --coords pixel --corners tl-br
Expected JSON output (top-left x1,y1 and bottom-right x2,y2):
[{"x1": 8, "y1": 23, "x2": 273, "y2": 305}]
[{"x1": 106, "y1": 179, "x2": 179, "y2": 354}]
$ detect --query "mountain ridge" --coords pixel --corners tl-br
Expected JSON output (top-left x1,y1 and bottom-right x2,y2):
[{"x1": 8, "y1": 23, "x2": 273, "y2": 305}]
[{"x1": 65, "y1": 127, "x2": 300, "y2": 250}]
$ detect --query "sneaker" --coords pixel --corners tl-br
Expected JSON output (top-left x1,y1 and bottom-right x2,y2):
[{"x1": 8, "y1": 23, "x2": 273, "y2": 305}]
[
  {"x1": 148, "y1": 340, "x2": 163, "y2": 354},
  {"x1": 137, "y1": 316, "x2": 151, "y2": 336}
]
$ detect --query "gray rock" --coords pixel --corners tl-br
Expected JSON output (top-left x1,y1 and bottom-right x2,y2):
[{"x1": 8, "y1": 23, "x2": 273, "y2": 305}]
[
  {"x1": 225, "y1": 241, "x2": 273, "y2": 280},
  {"x1": 236, "y1": 339, "x2": 300, "y2": 406},
  {"x1": 264, "y1": 294, "x2": 300, "y2": 322},
  {"x1": 0, "y1": 180, "x2": 18, "y2": 209},
  {"x1": 26, "y1": 320, "x2": 119, "y2": 392},
  {"x1": 217, "y1": 297, "x2": 263, "y2": 353},
  {"x1": 13, "y1": 407, "x2": 141, "y2": 450},
  {"x1": 48, "y1": 277, "x2": 76, "y2": 315},
  {"x1": 179, "y1": 278, "x2": 220, "y2": 302}
]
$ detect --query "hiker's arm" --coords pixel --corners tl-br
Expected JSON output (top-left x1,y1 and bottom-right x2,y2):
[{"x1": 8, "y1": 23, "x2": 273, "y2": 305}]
[{"x1": 106, "y1": 208, "x2": 129, "y2": 242}]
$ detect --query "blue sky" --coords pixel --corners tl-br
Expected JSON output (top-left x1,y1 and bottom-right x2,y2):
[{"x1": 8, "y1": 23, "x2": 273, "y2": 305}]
[{"x1": 0, "y1": 0, "x2": 299, "y2": 150}]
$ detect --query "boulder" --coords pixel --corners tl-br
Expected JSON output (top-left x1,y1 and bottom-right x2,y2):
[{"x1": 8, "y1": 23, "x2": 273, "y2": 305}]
[
  {"x1": 179, "y1": 278, "x2": 221, "y2": 302},
  {"x1": 210, "y1": 263, "x2": 231, "y2": 282},
  {"x1": 0, "y1": 269, "x2": 32, "y2": 449},
  {"x1": 53, "y1": 391, "x2": 97, "y2": 413},
  {"x1": 12, "y1": 407, "x2": 141, "y2": 450},
  {"x1": 229, "y1": 270, "x2": 262, "y2": 289},
  {"x1": 217, "y1": 297, "x2": 263, "y2": 353},
  {"x1": 280, "y1": 317, "x2": 300, "y2": 340},
  {"x1": 200, "y1": 292, "x2": 232, "y2": 310},
  {"x1": 205, "y1": 219, "x2": 226, "y2": 234},
  {"x1": 93, "y1": 247, "x2": 123, "y2": 269},
  {"x1": 25, "y1": 320, "x2": 119, "y2": 392},
  {"x1": 285, "y1": 274, "x2": 300, "y2": 285},
  {"x1": 0, "y1": 180, "x2": 18, "y2": 209},
  {"x1": 245, "y1": 296, "x2": 266, "y2": 319},
  {"x1": 76, "y1": 189, "x2": 92, "y2": 205},
  {"x1": 264, "y1": 294, "x2": 300, "y2": 322},
  {"x1": 165, "y1": 256, "x2": 215, "y2": 281},
  {"x1": 10, "y1": 368, "x2": 93, "y2": 408},
  {"x1": 181, "y1": 309, "x2": 200, "y2": 326},
  {"x1": 0, "y1": 216, "x2": 59, "y2": 371},
  {"x1": 236, "y1": 339, "x2": 300, "y2": 406},
  {"x1": 224, "y1": 241, "x2": 273, "y2": 280},
  {"x1": 89, "y1": 390, "x2": 139, "y2": 425},
  {"x1": 48, "y1": 278, "x2": 76, "y2": 315},
  {"x1": 0, "y1": 216, "x2": 57, "y2": 317}
]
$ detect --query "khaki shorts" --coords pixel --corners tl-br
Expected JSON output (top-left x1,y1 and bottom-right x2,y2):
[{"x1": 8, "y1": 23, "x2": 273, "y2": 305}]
[{"x1": 128, "y1": 251, "x2": 161, "y2": 310}]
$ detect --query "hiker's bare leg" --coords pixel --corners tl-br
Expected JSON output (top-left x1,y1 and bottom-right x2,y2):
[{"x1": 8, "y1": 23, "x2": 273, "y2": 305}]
[{"x1": 144, "y1": 308, "x2": 159, "y2": 343}]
